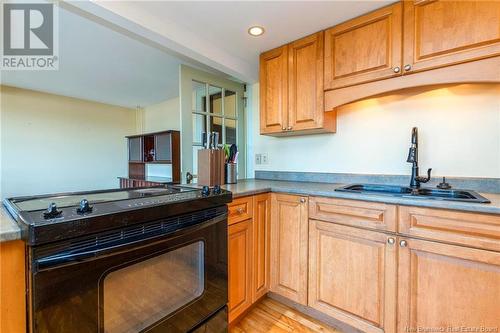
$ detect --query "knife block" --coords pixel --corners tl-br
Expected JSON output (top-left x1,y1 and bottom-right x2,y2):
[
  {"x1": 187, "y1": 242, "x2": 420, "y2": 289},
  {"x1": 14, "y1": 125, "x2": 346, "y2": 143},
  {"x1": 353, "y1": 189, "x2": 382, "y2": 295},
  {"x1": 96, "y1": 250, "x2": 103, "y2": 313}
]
[{"x1": 197, "y1": 149, "x2": 225, "y2": 186}]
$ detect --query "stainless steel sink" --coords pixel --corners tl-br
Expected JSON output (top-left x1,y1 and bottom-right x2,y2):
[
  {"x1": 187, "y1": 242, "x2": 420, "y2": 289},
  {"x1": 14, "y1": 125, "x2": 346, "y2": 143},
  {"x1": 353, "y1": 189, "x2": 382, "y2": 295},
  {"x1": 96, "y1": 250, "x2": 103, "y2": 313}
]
[{"x1": 335, "y1": 184, "x2": 490, "y2": 203}]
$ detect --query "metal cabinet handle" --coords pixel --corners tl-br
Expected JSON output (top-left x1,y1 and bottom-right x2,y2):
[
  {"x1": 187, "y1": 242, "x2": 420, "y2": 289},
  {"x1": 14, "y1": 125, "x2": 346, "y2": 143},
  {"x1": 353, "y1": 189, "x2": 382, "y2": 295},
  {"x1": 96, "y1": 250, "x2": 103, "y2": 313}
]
[
  {"x1": 287, "y1": 126, "x2": 293, "y2": 131},
  {"x1": 300, "y1": 198, "x2": 306, "y2": 203},
  {"x1": 404, "y1": 64, "x2": 412, "y2": 71},
  {"x1": 400, "y1": 240, "x2": 408, "y2": 247},
  {"x1": 236, "y1": 207, "x2": 244, "y2": 214},
  {"x1": 387, "y1": 237, "x2": 396, "y2": 245},
  {"x1": 393, "y1": 66, "x2": 400, "y2": 73},
  {"x1": 282, "y1": 127, "x2": 286, "y2": 131}
]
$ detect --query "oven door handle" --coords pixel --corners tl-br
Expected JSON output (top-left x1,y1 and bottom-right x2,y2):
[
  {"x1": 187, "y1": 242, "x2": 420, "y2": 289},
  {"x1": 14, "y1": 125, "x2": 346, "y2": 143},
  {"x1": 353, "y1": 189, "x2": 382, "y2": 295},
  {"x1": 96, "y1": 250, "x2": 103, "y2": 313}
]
[{"x1": 34, "y1": 212, "x2": 227, "y2": 271}]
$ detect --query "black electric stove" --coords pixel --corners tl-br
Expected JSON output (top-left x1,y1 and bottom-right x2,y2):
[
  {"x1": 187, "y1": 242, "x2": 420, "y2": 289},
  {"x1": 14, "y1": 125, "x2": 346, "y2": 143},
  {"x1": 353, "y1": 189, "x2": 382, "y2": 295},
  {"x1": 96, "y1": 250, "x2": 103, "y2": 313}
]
[
  {"x1": 4, "y1": 184, "x2": 231, "y2": 333},
  {"x1": 4, "y1": 184, "x2": 232, "y2": 245}
]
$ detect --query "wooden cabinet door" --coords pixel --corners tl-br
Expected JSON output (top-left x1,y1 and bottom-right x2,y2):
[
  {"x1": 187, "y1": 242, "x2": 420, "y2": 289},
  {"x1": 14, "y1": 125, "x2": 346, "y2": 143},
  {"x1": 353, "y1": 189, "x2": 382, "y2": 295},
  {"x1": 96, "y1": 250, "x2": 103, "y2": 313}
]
[
  {"x1": 398, "y1": 238, "x2": 500, "y2": 332},
  {"x1": 128, "y1": 137, "x2": 143, "y2": 162},
  {"x1": 260, "y1": 45, "x2": 288, "y2": 134},
  {"x1": 154, "y1": 132, "x2": 172, "y2": 162},
  {"x1": 228, "y1": 219, "x2": 253, "y2": 323},
  {"x1": 0, "y1": 240, "x2": 26, "y2": 333},
  {"x1": 324, "y1": 3, "x2": 403, "y2": 89},
  {"x1": 252, "y1": 193, "x2": 271, "y2": 302},
  {"x1": 308, "y1": 220, "x2": 397, "y2": 333},
  {"x1": 403, "y1": 0, "x2": 500, "y2": 74},
  {"x1": 288, "y1": 32, "x2": 324, "y2": 131},
  {"x1": 270, "y1": 193, "x2": 308, "y2": 305}
]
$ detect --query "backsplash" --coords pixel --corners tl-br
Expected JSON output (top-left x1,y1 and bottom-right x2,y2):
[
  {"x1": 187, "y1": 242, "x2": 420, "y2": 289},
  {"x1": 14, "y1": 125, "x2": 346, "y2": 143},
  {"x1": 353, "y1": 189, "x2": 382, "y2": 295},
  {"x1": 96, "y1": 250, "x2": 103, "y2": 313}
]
[{"x1": 247, "y1": 83, "x2": 500, "y2": 180}]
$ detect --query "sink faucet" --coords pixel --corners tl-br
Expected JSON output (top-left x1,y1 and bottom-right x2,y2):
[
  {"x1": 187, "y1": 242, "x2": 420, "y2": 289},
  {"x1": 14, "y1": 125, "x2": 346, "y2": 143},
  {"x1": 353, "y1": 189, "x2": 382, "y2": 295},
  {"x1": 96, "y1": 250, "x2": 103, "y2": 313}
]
[{"x1": 407, "y1": 127, "x2": 432, "y2": 188}]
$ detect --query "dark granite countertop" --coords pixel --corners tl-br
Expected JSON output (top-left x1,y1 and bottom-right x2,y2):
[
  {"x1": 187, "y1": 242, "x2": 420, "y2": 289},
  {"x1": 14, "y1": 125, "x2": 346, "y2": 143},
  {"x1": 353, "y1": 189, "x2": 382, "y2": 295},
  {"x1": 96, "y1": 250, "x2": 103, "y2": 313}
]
[{"x1": 221, "y1": 179, "x2": 500, "y2": 215}]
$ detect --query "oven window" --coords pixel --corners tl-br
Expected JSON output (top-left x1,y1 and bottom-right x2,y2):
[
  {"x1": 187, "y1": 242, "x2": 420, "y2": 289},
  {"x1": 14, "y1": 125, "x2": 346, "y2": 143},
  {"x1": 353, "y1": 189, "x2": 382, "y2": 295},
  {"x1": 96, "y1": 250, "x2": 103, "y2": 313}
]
[{"x1": 102, "y1": 241, "x2": 205, "y2": 333}]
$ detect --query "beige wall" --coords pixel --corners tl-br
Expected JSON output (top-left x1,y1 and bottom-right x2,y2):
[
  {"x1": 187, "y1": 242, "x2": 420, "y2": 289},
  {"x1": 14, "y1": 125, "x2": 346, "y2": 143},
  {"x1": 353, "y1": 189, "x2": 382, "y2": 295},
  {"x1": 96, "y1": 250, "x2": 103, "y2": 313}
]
[
  {"x1": 138, "y1": 97, "x2": 180, "y2": 177},
  {"x1": 248, "y1": 83, "x2": 500, "y2": 179},
  {"x1": 0, "y1": 86, "x2": 136, "y2": 198},
  {"x1": 140, "y1": 97, "x2": 180, "y2": 133}
]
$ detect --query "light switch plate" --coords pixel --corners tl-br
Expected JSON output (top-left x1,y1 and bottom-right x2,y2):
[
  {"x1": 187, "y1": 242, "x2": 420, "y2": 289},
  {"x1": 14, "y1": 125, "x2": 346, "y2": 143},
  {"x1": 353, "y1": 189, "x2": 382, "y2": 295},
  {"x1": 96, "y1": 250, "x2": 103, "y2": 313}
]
[
  {"x1": 255, "y1": 154, "x2": 262, "y2": 165},
  {"x1": 261, "y1": 153, "x2": 268, "y2": 165}
]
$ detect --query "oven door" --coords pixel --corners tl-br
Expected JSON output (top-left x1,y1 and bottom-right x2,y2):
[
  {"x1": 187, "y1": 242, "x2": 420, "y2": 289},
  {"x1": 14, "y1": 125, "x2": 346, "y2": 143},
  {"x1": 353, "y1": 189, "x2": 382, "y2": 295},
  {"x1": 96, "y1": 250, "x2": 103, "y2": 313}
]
[{"x1": 29, "y1": 210, "x2": 228, "y2": 333}]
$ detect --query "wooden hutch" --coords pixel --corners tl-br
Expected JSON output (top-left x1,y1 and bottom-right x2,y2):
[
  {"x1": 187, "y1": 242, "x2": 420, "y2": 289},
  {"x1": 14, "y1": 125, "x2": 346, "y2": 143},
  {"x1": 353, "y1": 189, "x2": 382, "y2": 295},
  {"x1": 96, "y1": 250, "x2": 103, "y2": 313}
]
[{"x1": 119, "y1": 130, "x2": 181, "y2": 188}]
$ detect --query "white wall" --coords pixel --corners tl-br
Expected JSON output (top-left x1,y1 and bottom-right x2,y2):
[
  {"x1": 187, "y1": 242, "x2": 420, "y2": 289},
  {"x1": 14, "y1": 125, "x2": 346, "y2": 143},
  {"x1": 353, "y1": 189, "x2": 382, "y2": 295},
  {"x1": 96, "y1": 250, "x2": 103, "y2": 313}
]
[
  {"x1": 248, "y1": 83, "x2": 500, "y2": 178},
  {"x1": 0, "y1": 86, "x2": 136, "y2": 198}
]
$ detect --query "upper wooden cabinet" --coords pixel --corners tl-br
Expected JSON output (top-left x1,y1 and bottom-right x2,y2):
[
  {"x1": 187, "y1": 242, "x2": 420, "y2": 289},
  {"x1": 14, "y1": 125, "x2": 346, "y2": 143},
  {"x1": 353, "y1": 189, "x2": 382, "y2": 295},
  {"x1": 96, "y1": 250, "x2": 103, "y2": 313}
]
[
  {"x1": 270, "y1": 193, "x2": 309, "y2": 305},
  {"x1": 260, "y1": 45, "x2": 288, "y2": 135},
  {"x1": 288, "y1": 32, "x2": 327, "y2": 132},
  {"x1": 403, "y1": 0, "x2": 500, "y2": 74},
  {"x1": 260, "y1": 33, "x2": 336, "y2": 136},
  {"x1": 324, "y1": 2, "x2": 403, "y2": 89},
  {"x1": 322, "y1": 0, "x2": 500, "y2": 110}
]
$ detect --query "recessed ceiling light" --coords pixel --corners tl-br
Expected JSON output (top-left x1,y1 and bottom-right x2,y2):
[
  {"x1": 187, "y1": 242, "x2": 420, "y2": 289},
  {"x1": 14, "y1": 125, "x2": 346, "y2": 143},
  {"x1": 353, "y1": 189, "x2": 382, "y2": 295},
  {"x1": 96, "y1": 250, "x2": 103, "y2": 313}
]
[{"x1": 248, "y1": 26, "x2": 265, "y2": 37}]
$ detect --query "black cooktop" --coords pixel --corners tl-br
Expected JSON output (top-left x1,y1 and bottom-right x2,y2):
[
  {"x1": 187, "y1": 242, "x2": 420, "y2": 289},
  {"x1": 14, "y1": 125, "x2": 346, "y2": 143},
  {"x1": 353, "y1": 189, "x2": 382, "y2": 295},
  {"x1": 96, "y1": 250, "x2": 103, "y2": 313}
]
[
  {"x1": 8, "y1": 186, "x2": 194, "y2": 212},
  {"x1": 4, "y1": 185, "x2": 232, "y2": 246}
]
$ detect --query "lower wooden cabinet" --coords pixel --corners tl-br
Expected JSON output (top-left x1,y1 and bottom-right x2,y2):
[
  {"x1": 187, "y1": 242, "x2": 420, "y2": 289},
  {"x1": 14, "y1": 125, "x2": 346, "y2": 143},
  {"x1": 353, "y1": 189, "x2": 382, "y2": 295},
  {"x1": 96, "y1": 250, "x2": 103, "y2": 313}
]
[
  {"x1": 398, "y1": 237, "x2": 500, "y2": 331},
  {"x1": 308, "y1": 220, "x2": 397, "y2": 333},
  {"x1": 230, "y1": 193, "x2": 500, "y2": 331},
  {"x1": 0, "y1": 240, "x2": 26, "y2": 333},
  {"x1": 228, "y1": 219, "x2": 253, "y2": 323},
  {"x1": 308, "y1": 197, "x2": 500, "y2": 333},
  {"x1": 227, "y1": 194, "x2": 271, "y2": 323},
  {"x1": 270, "y1": 193, "x2": 309, "y2": 305}
]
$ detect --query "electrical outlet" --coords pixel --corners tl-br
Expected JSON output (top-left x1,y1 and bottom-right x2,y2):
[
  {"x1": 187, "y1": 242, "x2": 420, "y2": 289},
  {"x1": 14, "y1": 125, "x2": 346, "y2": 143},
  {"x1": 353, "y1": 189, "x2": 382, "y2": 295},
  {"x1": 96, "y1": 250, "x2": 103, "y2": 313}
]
[
  {"x1": 255, "y1": 154, "x2": 262, "y2": 165},
  {"x1": 261, "y1": 153, "x2": 268, "y2": 165}
]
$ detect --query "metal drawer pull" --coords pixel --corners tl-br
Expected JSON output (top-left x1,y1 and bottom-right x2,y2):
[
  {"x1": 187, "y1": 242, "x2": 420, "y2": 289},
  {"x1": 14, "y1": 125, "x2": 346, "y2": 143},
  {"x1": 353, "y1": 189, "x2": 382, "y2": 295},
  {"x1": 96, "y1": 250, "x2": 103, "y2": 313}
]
[
  {"x1": 236, "y1": 207, "x2": 244, "y2": 214},
  {"x1": 300, "y1": 198, "x2": 306, "y2": 203},
  {"x1": 404, "y1": 64, "x2": 412, "y2": 71},
  {"x1": 387, "y1": 237, "x2": 395, "y2": 245},
  {"x1": 400, "y1": 240, "x2": 408, "y2": 247},
  {"x1": 393, "y1": 66, "x2": 400, "y2": 73}
]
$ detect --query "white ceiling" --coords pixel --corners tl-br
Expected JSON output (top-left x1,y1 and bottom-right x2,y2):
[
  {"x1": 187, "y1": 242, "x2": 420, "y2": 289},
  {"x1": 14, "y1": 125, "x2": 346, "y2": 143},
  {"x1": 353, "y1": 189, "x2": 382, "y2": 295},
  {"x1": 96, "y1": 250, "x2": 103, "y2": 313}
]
[
  {"x1": 91, "y1": 0, "x2": 395, "y2": 83},
  {"x1": 1, "y1": 6, "x2": 198, "y2": 108}
]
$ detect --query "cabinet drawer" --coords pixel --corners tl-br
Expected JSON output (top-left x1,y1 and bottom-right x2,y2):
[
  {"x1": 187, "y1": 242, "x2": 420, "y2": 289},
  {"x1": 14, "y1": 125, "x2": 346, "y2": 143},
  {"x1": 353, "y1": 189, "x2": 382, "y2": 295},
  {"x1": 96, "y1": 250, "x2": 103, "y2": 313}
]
[
  {"x1": 309, "y1": 197, "x2": 397, "y2": 232},
  {"x1": 228, "y1": 196, "x2": 253, "y2": 225},
  {"x1": 399, "y1": 206, "x2": 500, "y2": 252}
]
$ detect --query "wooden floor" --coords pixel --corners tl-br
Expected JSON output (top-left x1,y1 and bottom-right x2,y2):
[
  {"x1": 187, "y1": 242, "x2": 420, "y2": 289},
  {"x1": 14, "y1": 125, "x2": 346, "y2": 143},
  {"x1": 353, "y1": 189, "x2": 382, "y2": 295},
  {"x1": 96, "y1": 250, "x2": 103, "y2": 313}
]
[{"x1": 230, "y1": 297, "x2": 340, "y2": 333}]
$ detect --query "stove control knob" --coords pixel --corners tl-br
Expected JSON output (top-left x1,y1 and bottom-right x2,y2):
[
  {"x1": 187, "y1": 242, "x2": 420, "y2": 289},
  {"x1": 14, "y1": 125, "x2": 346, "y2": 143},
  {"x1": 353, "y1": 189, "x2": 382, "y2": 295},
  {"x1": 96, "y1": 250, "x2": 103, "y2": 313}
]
[
  {"x1": 201, "y1": 186, "x2": 211, "y2": 197},
  {"x1": 43, "y1": 203, "x2": 62, "y2": 219},
  {"x1": 77, "y1": 199, "x2": 93, "y2": 214},
  {"x1": 213, "y1": 185, "x2": 221, "y2": 194}
]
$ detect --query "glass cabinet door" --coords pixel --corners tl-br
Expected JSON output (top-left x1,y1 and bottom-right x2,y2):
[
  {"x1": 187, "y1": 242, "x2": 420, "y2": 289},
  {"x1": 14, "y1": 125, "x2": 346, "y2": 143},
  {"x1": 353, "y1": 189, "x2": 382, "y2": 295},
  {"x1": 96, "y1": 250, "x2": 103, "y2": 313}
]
[
  {"x1": 155, "y1": 133, "x2": 172, "y2": 162},
  {"x1": 128, "y1": 137, "x2": 143, "y2": 162}
]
